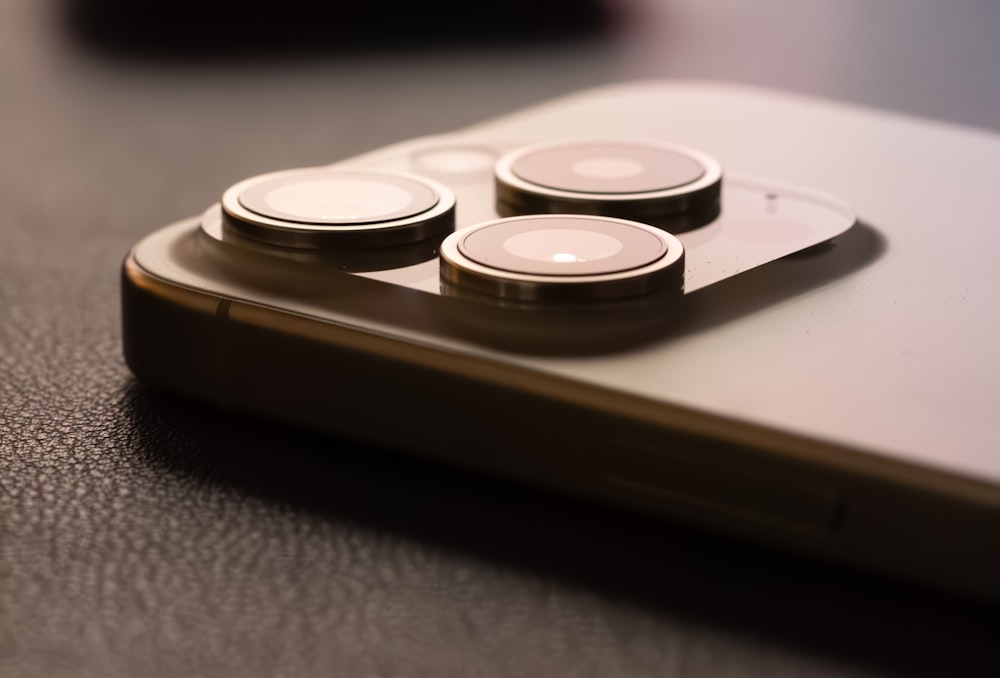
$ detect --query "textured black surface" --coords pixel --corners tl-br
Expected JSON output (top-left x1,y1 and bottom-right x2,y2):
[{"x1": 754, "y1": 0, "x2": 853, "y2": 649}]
[{"x1": 3, "y1": 2, "x2": 1000, "y2": 676}]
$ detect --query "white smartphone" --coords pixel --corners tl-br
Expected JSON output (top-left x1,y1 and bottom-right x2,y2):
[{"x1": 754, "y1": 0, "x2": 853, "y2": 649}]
[{"x1": 121, "y1": 82, "x2": 1000, "y2": 602}]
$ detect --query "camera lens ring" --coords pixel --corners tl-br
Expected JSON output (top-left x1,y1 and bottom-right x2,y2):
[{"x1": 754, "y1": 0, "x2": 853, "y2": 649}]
[
  {"x1": 495, "y1": 139, "x2": 722, "y2": 231},
  {"x1": 221, "y1": 167, "x2": 456, "y2": 250},
  {"x1": 440, "y1": 214, "x2": 685, "y2": 304}
]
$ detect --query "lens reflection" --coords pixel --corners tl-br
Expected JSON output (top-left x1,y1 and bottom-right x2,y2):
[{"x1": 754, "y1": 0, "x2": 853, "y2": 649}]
[
  {"x1": 502, "y1": 228, "x2": 624, "y2": 263},
  {"x1": 263, "y1": 179, "x2": 414, "y2": 221}
]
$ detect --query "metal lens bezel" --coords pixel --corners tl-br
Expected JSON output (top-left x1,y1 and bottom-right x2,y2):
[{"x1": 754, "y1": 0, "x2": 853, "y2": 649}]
[
  {"x1": 220, "y1": 167, "x2": 456, "y2": 250},
  {"x1": 440, "y1": 214, "x2": 685, "y2": 304},
  {"x1": 494, "y1": 139, "x2": 722, "y2": 230}
]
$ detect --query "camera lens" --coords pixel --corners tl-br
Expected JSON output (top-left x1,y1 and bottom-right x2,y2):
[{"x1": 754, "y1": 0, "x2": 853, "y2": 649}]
[
  {"x1": 460, "y1": 216, "x2": 666, "y2": 276},
  {"x1": 500, "y1": 228, "x2": 624, "y2": 270},
  {"x1": 495, "y1": 139, "x2": 722, "y2": 231},
  {"x1": 440, "y1": 214, "x2": 684, "y2": 304},
  {"x1": 243, "y1": 175, "x2": 433, "y2": 224},
  {"x1": 220, "y1": 167, "x2": 456, "y2": 250}
]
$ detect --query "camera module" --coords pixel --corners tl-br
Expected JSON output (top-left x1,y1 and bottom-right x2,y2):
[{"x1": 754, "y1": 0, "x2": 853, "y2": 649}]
[{"x1": 495, "y1": 139, "x2": 722, "y2": 231}]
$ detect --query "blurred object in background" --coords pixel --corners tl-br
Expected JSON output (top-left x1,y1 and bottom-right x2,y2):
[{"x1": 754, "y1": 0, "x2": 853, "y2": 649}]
[{"x1": 60, "y1": 0, "x2": 619, "y2": 58}]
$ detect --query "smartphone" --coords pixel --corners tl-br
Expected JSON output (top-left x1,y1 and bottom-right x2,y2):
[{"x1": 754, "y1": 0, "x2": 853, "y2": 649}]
[{"x1": 121, "y1": 82, "x2": 1000, "y2": 602}]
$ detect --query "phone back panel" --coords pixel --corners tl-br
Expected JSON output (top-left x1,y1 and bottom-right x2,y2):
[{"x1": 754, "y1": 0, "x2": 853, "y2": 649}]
[{"x1": 345, "y1": 82, "x2": 1000, "y2": 488}]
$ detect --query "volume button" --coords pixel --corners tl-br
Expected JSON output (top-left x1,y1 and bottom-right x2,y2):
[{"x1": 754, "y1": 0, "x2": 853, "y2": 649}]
[{"x1": 605, "y1": 440, "x2": 842, "y2": 535}]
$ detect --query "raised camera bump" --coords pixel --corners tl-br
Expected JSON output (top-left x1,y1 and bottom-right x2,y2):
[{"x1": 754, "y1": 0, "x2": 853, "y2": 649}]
[
  {"x1": 439, "y1": 214, "x2": 685, "y2": 305},
  {"x1": 495, "y1": 139, "x2": 722, "y2": 231},
  {"x1": 219, "y1": 167, "x2": 456, "y2": 250}
]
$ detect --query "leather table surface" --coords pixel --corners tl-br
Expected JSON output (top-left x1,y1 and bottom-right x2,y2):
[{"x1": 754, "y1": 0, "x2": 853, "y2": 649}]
[{"x1": 2, "y1": 2, "x2": 998, "y2": 676}]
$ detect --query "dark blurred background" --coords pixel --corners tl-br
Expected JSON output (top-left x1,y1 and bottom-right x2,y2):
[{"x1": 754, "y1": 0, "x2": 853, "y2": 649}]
[{"x1": 3, "y1": 1, "x2": 1000, "y2": 676}]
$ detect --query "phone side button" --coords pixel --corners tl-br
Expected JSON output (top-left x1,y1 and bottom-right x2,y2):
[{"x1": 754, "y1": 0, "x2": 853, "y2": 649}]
[{"x1": 603, "y1": 441, "x2": 842, "y2": 537}]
